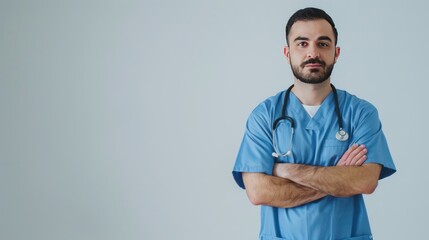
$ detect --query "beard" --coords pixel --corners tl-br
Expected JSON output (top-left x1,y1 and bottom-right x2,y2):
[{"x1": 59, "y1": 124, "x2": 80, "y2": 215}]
[{"x1": 290, "y1": 58, "x2": 335, "y2": 84}]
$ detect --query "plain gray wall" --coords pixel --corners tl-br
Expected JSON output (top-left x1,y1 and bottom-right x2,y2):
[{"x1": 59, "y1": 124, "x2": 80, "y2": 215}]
[{"x1": 1, "y1": 0, "x2": 427, "y2": 239}]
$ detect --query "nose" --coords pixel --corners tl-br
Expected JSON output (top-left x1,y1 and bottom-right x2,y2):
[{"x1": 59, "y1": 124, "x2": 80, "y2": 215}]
[{"x1": 306, "y1": 44, "x2": 320, "y2": 59}]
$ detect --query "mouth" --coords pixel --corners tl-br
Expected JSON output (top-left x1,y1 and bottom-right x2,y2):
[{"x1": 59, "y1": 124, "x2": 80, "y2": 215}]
[
  {"x1": 302, "y1": 59, "x2": 325, "y2": 68},
  {"x1": 304, "y1": 63, "x2": 323, "y2": 68}
]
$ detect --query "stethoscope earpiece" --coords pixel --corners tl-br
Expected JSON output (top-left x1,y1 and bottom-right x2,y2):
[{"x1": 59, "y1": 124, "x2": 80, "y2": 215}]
[{"x1": 272, "y1": 150, "x2": 292, "y2": 158}]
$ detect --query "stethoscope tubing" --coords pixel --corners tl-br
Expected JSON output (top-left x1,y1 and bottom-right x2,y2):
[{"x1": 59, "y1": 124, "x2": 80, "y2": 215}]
[{"x1": 272, "y1": 84, "x2": 348, "y2": 158}]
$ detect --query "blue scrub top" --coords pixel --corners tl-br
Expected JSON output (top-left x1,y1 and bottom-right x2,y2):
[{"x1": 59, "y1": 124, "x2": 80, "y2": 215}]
[{"x1": 233, "y1": 89, "x2": 396, "y2": 240}]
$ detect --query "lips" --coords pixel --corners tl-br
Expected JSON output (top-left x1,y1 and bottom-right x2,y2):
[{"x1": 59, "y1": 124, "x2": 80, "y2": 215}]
[
  {"x1": 301, "y1": 59, "x2": 325, "y2": 68},
  {"x1": 305, "y1": 63, "x2": 322, "y2": 67}
]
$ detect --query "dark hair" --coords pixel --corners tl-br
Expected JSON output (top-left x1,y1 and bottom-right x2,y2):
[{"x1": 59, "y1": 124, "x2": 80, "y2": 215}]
[{"x1": 285, "y1": 7, "x2": 338, "y2": 45}]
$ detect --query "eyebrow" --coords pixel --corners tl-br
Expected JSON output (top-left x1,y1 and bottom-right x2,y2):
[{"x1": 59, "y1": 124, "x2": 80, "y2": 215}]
[
  {"x1": 293, "y1": 36, "x2": 333, "y2": 42},
  {"x1": 293, "y1": 36, "x2": 309, "y2": 42},
  {"x1": 318, "y1": 36, "x2": 333, "y2": 42}
]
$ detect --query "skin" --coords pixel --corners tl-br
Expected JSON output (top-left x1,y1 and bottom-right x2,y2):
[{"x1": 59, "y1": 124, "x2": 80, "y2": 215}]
[
  {"x1": 242, "y1": 19, "x2": 382, "y2": 208},
  {"x1": 285, "y1": 19, "x2": 340, "y2": 105},
  {"x1": 244, "y1": 145, "x2": 371, "y2": 208}
]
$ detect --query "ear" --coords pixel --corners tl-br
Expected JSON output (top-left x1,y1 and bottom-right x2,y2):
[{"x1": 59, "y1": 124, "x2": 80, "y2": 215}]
[
  {"x1": 334, "y1": 46, "x2": 341, "y2": 63},
  {"x1": 283, "y1": 45, "x2": 291, "y2": 64}
]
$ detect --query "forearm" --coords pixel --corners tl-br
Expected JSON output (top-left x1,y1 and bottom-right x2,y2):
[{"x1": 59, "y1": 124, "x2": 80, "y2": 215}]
[
  {"x1": 242, "y1": 172, "x2": 327, "y2": 208},
  {"x1": 276, "y1": 163, "x2": 381, "y2": 197}
]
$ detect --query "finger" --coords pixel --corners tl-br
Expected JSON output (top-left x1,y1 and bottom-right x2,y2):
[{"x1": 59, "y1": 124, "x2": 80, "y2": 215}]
[
  {"x1": 337, "y1": 144, "x2": 359, "y2": 166},
  {"x1": 337, "y1": 161, "x2": 346, "y2": 166},
  {"x1": 350, "y1": 148, "x2": 368, "y2": 165},
  {"x1": 346, "y1": 145, "x2": 366, "y2": 165},
  {"x1": 354, "y1": 155, "x2": 367, "y2": 166},
  {"x1": 347, "y1": 148, "x2": 367, "y2": 166},
  {"x1": 338, "y1": 144, "x2": 359, "y2": 164}
]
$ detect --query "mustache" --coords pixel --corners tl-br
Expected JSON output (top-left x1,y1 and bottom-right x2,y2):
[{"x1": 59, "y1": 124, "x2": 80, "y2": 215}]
[{"x1": 301, "y1": 58, "x2": 325, "y2": 67}]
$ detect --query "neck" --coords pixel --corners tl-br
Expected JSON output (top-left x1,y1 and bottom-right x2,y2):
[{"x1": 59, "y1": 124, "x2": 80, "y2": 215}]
[{"x1": 291, "y1": 80, "x2": 332, "y2": 106}]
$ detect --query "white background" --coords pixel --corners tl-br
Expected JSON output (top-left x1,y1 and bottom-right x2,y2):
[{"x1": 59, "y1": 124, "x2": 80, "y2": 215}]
[{"x1": 1, "y1": 0, "x2": 426, "y2": 239}]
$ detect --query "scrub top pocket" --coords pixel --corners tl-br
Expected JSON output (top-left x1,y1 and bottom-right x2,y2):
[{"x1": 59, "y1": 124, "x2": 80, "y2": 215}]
[{"x1": 321, "y1": 139, "x2": 349, "y2": 166}]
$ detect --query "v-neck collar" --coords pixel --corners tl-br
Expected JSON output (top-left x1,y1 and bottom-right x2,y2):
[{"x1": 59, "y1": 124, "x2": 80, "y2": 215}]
[{"x1": 287, "y1": 91, "x2": 335, "y2": 130}]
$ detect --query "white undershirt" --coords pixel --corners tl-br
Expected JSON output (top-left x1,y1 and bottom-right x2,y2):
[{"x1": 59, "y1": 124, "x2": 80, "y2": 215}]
[{"x1": 302, "y1": 104, "x2": 321, "y2": 118}]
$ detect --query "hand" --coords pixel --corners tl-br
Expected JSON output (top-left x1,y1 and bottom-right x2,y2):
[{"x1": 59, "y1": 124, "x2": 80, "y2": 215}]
[
  {"x1": 273, "y1": 163, "x2": 300, "y2": 179},
  {"x1": 337, "y1": 144, "x2": 367, "y2": 166},
  {"x1": 272, "y1": 163, "x2": 283, "y2": 178}
]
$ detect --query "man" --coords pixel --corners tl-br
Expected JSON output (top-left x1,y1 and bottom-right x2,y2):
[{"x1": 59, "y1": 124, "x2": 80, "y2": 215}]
[{"x1": 232, "y1": 7, "x2": 396, "y2": 240}]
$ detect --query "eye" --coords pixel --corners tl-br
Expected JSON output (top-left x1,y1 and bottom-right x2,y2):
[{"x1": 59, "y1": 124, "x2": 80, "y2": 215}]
[
  {"x1": 318, "y1": 42, "x2": 329, "y2": 48},
  {"x1": 297, "y1": 42, "x2": 308, "y2": 47}
]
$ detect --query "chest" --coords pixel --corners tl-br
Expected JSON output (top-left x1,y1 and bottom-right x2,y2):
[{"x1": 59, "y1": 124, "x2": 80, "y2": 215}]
[{"x1": 275, "y1": 113, "x2": 350, "y2": 166}]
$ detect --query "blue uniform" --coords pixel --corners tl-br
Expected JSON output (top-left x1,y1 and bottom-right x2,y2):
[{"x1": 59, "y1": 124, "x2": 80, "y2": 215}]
[{"x1": 233, "y1": 89, "x2": 396, "y2": 240}]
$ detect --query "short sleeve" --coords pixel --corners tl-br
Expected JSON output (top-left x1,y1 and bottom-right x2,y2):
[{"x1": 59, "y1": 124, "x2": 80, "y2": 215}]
[
  {"x1": 351, "y1": 102, "x2": 396, "y2": 179},
  {"x1": 232, "y1": 104, "x2": 275, "y2": 189}
]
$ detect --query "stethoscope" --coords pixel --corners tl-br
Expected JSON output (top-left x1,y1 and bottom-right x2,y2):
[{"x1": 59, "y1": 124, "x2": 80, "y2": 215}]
[{"x1": 272, "y1": 84, "x2": 349, "y2": 158}]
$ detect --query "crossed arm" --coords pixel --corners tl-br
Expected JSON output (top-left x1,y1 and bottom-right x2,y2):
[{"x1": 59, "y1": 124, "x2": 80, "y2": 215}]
[{"x1": 242, "y1": 144, "x2": 382, "y2": 208}]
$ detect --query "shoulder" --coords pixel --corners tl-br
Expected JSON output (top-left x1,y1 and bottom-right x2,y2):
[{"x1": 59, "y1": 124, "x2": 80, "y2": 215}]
[
  {"x1": 245, "y1": 91, "x2": 284, "y2": 131},
  {"x1": 249, "y1": 91, "x2": 284, "y2": 119},
  {"x1": 337, "y1": 89, "x2": 382, "y2": 128},
  {"x1": 338, "y1": 89, "x2": 378, "y2": 114}
]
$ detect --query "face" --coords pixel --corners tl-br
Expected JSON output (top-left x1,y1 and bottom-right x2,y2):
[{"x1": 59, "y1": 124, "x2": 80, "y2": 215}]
[{"x1": 284, "y1": 19, "x2": 340, "y2": 84}]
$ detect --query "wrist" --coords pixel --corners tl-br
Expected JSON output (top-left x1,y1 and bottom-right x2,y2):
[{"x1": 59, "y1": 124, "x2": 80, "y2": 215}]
[
  {"x1": 273, "y1": 163, "x2": 289, "y2": 178},
  {"x1": 286, "y1": 164, "x2": 317, "y2": 184}
]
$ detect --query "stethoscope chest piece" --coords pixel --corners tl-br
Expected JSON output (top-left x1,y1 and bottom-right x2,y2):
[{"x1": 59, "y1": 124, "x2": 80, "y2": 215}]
[{"x1": 336, "y1": 129, "x2": 349, "y2": 141}]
